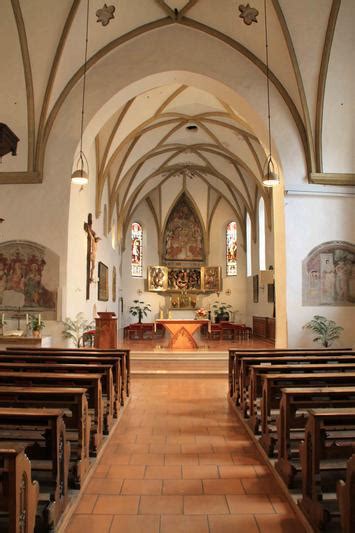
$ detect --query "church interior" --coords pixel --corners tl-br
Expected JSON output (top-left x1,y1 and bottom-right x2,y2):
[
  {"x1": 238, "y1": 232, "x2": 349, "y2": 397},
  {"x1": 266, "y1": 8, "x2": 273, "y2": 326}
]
[{"x1": 0, "y1": 1, "x2": 354, "y2": 532}]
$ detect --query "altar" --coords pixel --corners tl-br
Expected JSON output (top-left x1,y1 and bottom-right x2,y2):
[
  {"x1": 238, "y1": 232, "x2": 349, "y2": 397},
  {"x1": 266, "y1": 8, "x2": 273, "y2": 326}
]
[{"x1": 155, "y1": 319, "x2": 210, "y2": 349}]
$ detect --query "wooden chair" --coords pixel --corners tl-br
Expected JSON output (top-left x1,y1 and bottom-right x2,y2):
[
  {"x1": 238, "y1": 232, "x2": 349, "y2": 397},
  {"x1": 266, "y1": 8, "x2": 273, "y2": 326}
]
[
  {"x1": 337, "y1": 454, "x2": 355, "y2": 533},
  {"x1": 208, "y1": 324, "x2": 222, "y2": 340}
]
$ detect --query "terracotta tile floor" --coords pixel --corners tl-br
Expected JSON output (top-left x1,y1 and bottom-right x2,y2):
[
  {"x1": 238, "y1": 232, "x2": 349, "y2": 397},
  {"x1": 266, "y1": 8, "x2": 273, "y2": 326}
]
[{"x1": 65, "y1": 378, "x2": 305, "y2": 533}]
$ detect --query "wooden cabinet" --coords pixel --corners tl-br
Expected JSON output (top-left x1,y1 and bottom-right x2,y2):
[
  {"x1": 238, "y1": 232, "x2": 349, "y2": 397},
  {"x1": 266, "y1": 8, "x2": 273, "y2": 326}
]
[
  {"x1": 94, "y1": 312, "x2": 117, "y2": 349},
  {"x1": 252, "y1": 316, "x2": 275, "y2": 342}
]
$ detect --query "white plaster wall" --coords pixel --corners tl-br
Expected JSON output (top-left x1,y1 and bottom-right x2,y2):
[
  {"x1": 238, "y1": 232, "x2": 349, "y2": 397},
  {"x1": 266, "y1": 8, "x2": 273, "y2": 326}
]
[
  {"x1": 285, "y1": 194, "x2": 355, "y2": 348},
  {"x1": 66, "y1": 144, "x2": 120, "y2": 330}
]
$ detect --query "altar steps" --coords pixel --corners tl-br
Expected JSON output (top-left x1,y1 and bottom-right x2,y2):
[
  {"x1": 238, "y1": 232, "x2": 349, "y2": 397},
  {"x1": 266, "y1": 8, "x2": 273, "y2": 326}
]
[{"x1": 130, "y1": 350, "x2": 228, "y2": 377}]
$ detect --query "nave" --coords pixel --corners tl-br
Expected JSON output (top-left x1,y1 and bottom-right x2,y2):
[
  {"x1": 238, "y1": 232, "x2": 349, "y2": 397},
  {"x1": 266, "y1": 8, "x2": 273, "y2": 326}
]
[{"x1": 65, "y1": 378, "x2": 304, "y2": 533}]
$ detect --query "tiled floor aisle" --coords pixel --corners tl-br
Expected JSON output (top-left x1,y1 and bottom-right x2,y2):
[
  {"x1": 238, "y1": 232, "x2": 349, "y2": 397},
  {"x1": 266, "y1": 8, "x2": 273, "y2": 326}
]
[{"x1": 65, "y1": 378, "x2": 306, "y2": 533}]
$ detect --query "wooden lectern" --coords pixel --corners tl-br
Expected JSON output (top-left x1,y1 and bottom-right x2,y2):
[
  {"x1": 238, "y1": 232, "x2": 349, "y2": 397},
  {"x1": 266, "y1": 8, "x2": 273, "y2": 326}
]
[{"x1": 94, "y1": 312, "x2": 117, "y2": 349}]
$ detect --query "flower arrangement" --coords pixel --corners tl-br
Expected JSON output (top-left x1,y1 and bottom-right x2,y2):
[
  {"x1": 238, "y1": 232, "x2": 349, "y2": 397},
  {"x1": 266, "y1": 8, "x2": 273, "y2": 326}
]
[
  {"x1": 195, "y1": 307, "x2": 207, "y2": 319},
  {"x1": 28, "y1": 314, "x2": 45, "y2": 336}
]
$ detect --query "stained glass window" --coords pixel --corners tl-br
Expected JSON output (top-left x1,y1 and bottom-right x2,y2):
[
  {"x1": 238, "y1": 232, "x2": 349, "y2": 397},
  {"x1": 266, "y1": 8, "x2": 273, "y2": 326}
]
[
  {"x1": 131, "y1": 222, "x2": 143, "y2": 277},
  {"x1": 226, "y1": 221, "x2": 237, "y2": 276},
  {"x1": 246, "y1": 213, "x2": 252, "y2": 276}
]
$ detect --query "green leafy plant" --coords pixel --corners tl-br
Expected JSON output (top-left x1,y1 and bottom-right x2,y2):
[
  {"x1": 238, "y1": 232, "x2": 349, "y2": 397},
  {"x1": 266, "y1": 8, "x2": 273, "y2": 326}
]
[
  {"x1": 62, "y1": 312, "x2": 94, "y2": 348},
  {"x1": 211, "y1": 301, "x2": 232, "y2": 320},
  {"x1": 128, "y1": 300, "x2": 152, "y2": 323},
  {"x1": 29, "y1": 314, "x2": 45, "y2": 332},
  {"x1": 303, "y1": 315, "x2": 344, "y2": 348}
]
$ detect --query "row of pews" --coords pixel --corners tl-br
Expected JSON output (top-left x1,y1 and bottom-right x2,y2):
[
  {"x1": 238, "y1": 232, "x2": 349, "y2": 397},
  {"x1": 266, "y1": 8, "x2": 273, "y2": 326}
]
[
  {"x1": 0, "y1": 346, "x2": 130, "y2": 533},
  {"x1": 228, "y1": 347, "x2": 355, "y2": 532}
]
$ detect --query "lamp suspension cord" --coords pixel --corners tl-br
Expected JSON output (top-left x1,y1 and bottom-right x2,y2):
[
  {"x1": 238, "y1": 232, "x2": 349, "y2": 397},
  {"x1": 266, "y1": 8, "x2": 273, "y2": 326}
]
[
  {"x1": 263, "y1": 0, "x2": 272, "y2": 164},
  {"x1": 79, "y1": 0, "x2": 90, "y2": 164}
]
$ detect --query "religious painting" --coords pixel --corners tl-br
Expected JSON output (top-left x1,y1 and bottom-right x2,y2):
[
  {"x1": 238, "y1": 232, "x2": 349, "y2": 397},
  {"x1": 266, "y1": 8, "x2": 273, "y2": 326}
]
[
  {"x1": 168, "y1": 268, "x2": 201, "y2": 292},
  {"x1": 201, "y1": 266, "x2": 222, "y2": 292},
  {"x1": 0, "y1": 240, "x2": 58, "y2": 319},
  {"x1": 267, "y1": 283, "x2": 275, "y2": 303},
  {"x1": 253, "y1": 274, "x2": 259, "y2": 303},
  {"x1": 303, "y1": 241, "x2": 355, "y2": 306},
  {"x1": 131, "y1": 222, "x2": 143, "y2": 277},
  {"x1": 148, "y1": 266, "x2": 168, "y2": 291},
  {"x1": 112, "y1": 266, "x2": 117, "y2": 302},
  {"x1": 98, "y1": 262, "x2": 109, "y2": 301},
  {"x1": 226, "y1": 221, "x2": 237, "y2": 276},
  {"x1": 170, "y1": 294, "x2": 180, "y2": 309},
  {"x1": 163, "y1": 193, "x2": 205, "y2": 263}
]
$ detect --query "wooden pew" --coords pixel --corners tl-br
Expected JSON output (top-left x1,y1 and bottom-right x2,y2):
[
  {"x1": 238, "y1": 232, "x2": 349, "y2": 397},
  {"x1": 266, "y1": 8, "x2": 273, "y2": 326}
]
[
  {"x1": 0, "y1": 408, "x2": 70, "y2": 530},
  {"x1": 299, "y1": 408, "x2": 355, "y2": 531},
  {"x1": 0, "y1": 352, "x2": 121, "y2": 417},
  {"x1": 337, "y1": 454, "x2": 355, "y2": 533},
  {"x1": 0, "y1": 386, "x2": 90, "y2": 488},
  {"x1": 257, "y1": 372, "x2": 355, "y2": 444},
  {"x1": 239, "y1": 355, "x2": 355, "y2": 416},
  {"x1": 0, "y1": 443, "x2": 39, "y2": 533},
  {"x1": 247, "y1": 363, "x2": 355, "y2": 430},
  {"x1": 5, "y1": 347, "x2": 130, "y2": 404},
  {"x1": 272, "y1": 387, "x2": 355, "y2": 486},
  {"x1": 0, "y1": 372, "x2": 104, "y2": 455},
  {"x1": 0, "y1": 361, "x2": 114, "y2": 434},
  {"x1": 228, "y1": 349, "x2": 354, "y2": 403}
]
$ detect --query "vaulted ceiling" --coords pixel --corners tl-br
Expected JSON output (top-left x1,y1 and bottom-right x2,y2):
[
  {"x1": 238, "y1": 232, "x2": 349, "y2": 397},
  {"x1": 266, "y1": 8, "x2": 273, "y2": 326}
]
[{"x1": 1, "y1": 0, "x2": 354, "y2": 219}]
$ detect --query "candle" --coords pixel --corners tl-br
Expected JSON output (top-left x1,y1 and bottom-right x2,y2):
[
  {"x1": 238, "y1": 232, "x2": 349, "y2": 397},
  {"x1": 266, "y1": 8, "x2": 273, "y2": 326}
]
[
  {"x1": 38, "y1": 313, "x2": 41, "y2": 325},
  {"x1": 159, "y1": 310, "x2": 163, "y2": 319},
  {"x1": 2, "y1": 313, "x2": 4, "y2": 323},
  {"x1": 26, "y1": 313, "x2": 29, "y2": 325}
]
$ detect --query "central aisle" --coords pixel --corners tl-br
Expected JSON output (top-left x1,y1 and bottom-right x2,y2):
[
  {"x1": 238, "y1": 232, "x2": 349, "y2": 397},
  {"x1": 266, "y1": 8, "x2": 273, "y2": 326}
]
[{"x1": 65, "y1": 378, "x2": 304, "y2": 533}]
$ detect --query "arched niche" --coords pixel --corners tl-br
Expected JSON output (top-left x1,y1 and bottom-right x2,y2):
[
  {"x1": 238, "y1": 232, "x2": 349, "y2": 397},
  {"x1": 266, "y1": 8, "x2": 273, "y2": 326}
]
[{"x1": 162, "y1": 192, "x2": 205, "y2": 264}]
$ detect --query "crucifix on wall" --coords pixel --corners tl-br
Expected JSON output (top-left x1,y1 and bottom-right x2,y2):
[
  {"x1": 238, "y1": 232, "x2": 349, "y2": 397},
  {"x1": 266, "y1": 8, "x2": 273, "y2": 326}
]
[{"x1": 84, "y1": 213, "x2": 101, "y2": 300}]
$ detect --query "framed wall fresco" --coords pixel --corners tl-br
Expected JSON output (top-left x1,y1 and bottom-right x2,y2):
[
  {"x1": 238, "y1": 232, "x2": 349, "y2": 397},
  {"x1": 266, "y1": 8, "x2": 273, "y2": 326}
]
[
  {"x1": 163, "y1": 193, "x2": 205, "y2": 263},
  {"x1": 201, "y1": 266, "x2": 222, "y2": 292},
  {"x1": 0, "y1": 240, "x2": 59, "y2": 319},
  {"x1": 253, "y1": 274, "x2": 259, "y2": 303},
  {"x1": 303, "y1": 241, "x2": 355, "y2": 306},
  {"x1": 147, "y1": 266, "x2": 168, "y2": 291},
  {"x1": 98, "y1": 262, "x2": 109, "y2": 301}
]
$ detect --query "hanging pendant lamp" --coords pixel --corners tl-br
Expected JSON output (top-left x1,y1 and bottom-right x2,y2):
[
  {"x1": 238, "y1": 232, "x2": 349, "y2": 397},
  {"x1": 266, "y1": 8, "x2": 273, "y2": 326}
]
[
  {"x1": 262, "y1": 0, "x2": 279, "y2": 187},
  {"x1": 71, "y1": 0, "x2": 90, "y2": 185}
]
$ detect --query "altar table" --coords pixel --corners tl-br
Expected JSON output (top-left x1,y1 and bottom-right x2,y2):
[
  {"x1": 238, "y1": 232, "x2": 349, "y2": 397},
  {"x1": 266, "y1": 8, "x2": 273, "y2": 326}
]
[{"x1": 155, "y1": 319, "x2": 210, "y2": 349}]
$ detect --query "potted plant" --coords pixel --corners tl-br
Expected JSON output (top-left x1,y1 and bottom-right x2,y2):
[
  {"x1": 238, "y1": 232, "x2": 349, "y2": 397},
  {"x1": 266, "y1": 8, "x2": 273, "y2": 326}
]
[
  {"x1": 29, "y1": 314, "x2": 45, "y2": 337},
  {"x1": 129, "y1": 300, "x2": 152, "y2": 323},
  {"x1": 303, "y1": 315, "x2": 344, "y2": 348},
  {"x1": 211, "y1": 301, "x2": 233, "y2": 323},
  {"x1": 62, "y1": 312, "x2": 94, "y2": 348}
]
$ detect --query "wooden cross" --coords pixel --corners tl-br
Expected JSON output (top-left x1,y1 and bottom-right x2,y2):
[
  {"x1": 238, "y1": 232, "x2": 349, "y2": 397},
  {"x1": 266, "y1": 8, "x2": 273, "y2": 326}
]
[{"x1": 84, "y1": 213, "x2": 100, "y2": 300}]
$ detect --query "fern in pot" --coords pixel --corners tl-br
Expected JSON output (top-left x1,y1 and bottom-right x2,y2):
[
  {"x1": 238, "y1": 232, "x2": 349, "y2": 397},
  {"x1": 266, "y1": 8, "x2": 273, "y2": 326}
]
[
  {"x1": 62, "y1": 312, "x2": 94, "y2": 348},
  {"x1": 303, "y1": 315, "x2": 344, "y2": 348}
]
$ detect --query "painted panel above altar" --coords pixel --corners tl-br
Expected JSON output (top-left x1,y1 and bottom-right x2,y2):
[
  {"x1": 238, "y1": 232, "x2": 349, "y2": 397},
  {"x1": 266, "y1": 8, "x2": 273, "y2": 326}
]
[{"x1": 148, "y1": 266, "x2": 222, "y2": 293}]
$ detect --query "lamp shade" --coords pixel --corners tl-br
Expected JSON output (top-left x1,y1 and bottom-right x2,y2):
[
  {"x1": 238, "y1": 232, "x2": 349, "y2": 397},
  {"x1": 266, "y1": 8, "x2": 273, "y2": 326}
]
[
  {"x1": 71, "y1": 168, "x2": 88, "y2": 185},
  {"x1": 262, "y1": 169, "x2": 279, "y2": 187}
]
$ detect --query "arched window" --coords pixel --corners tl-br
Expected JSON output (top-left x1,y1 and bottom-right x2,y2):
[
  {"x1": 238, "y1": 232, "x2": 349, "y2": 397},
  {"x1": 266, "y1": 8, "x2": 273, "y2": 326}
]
[
  {"x1": 131, "y1": 222, "x2": 143, "y2": 277},
  {"x1": 103, "y1": 204, "x2": 108, "y2": 237},
  {"x1": 246, "y1": 212, "x2": 252, "y2": 276},
  {"x1": 226, "y1": 221, "x2": 237, "y2": 276},
  {"x1": 258, "y1": 197, "x2": 266, "y2": 271}
]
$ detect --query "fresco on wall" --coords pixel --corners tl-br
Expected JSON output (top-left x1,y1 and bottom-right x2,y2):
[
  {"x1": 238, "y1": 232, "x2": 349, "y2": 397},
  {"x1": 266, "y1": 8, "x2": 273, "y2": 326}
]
[
  {"x1": 0, "y1": 240, "x2": 58, "y2": 317},
  {"x1": 303, "y1": 241, "x2": 355, "y2": 306},
  {"x1": 163, "y1": 194, "x2": 204, "y2": 263}
]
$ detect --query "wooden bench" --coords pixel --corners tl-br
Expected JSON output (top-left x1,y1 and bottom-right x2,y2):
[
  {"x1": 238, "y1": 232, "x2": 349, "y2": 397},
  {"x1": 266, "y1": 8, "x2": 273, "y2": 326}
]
[
  {"x1": 247, "y1": 363, "x2": 355, "y2": 430},
  {"x1": 239, "y1": 355, "x2": 355, "y2": 417},
  {"x1": 6, "y1": 347, "x2": 130, "y2": 402},
  {"x1": 0, "y1": 371, "x2": 104, "y2": 455},
  {"x1": 299, "y1": 408, "x2": 355, "y2": 530},
  {"x1": 228, "y1": 349, "x2": 354, "y2": 403},
  {"x1": 337, "y1": 453, "x2": 355, "y2": 533},
  {"x1": 272, "y1": 387, "x2": 355, "y2": 486},
  {"x1": 0, "y1": 443, "x2": 39, "y2": 533},
  {"x1": 256, "y1": 372, "x2": 355, "y2": 445},
  {"x1": 0, "y1": 352, "x2": 122, "y2": 416},
  {"x1": 0, "y1": 361, "x2": 114, "y2": 435},
  {"x1": 0, "y1": 408, "x2": 70, "y2": 530},
  {"x1": 0, "y1": 386, "x2": 90, "y2": 488}
]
